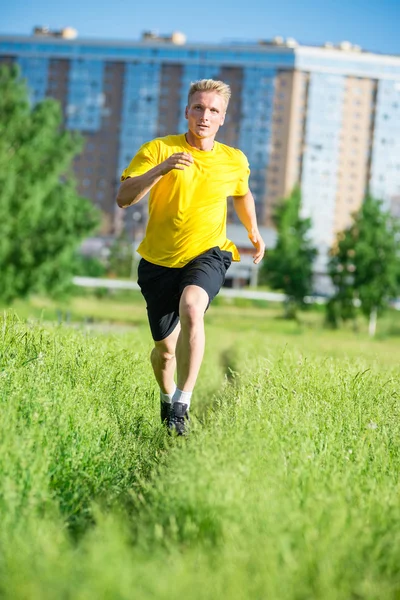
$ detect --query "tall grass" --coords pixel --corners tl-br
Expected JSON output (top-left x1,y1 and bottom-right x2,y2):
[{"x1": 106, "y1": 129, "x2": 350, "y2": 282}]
[{"x1": 0, "y1": 309, "x2": 399, "y2": 599}]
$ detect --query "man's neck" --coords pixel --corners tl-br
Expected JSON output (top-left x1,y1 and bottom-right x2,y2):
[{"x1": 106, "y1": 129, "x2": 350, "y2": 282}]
[{"x1": 185, "y1": 132, "x2": 215, "y2": 151}]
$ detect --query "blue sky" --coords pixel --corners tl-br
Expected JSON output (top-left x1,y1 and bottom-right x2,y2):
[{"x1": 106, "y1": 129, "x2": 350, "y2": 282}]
[{"x1": 2, "y1": 0, "x2": 399, "y2": 56}]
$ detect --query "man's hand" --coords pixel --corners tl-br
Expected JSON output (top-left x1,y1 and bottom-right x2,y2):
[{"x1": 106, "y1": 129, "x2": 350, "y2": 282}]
[
  {"x1": 116, "y1": 152, "x2": 194, "y2": 208},
  {"x1": 248, "y1": 230, "x2": 266, "y2": 264},
  {"x1": 159, "y1": 152, "x2": 194, "y2": 175}
]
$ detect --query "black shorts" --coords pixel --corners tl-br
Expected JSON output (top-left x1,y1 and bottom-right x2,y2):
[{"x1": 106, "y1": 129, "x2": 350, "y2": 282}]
[{"x1": 137, "y1": 246, "x2": 232, "y2": 341}]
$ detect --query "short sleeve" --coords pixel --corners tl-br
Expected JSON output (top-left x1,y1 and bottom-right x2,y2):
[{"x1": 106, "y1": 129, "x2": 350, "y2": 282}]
[
  {"x1": 232, "y1": 150, "x2": 250, "y2": 196},
  {"x1": 120, "y1": 141, "x2": 158, "y2": 181}
]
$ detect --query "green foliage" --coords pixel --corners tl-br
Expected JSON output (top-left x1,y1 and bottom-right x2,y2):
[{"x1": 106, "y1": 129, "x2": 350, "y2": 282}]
[
  {"x1": 328, "y1": 194, "x2": 400, "y2": 330},
  {"x1": 1, "y1": 311, "x2": 400, "y2": 598},
  {"x1": 75, "y1": 254, "x2": 107, "y2": 278},
  {"x1": 0, "y1": 64, "x2": 99, "y2": 303},
  {"x1": 261, "y1": 186, "x2": 317, "y2": 317},
  {"x1": 107, "y1": 230, "x2": 135, "y2": 278}
]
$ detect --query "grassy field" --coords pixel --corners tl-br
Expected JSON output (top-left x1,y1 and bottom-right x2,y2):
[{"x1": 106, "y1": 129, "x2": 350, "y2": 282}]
[{"x1": 1, "y1": 297, "x2": 400, "y2": 599}]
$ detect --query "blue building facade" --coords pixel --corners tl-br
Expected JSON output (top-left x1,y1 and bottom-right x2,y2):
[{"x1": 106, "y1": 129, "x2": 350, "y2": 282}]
[
  {"x1": 369, "y1": 78, "x2": 400, "y2": 214},
  {"x1": 300, "y1": 72, "x2": 345, "y2": 263}
]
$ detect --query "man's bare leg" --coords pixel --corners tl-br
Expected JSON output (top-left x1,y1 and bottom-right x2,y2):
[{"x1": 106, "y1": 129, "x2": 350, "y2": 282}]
[
  {"x1": 150, "y1": 322, "x2": 180, "y2": 394},
  {"x1": 167, "y1": 285, "x2": 209, "y2": 435},
  {"x1": 176, "y1": 285, "x2": 209, "y2": 392}
]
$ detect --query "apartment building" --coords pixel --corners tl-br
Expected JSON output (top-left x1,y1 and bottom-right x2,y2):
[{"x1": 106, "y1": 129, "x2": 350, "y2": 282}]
[{"x1": 1, "y1": 29, "x2": 400, "y2": 275}]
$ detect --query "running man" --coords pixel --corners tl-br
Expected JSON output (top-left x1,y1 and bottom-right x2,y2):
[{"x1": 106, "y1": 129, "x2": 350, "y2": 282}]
[{"x1": 116, "y1": 79, "x2": 265, "y2": 435}]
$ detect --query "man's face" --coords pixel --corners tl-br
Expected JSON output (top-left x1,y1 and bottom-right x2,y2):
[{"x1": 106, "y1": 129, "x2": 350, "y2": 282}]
[{"x1": 185, "y1": 91, "x2": 226, "y2": 139}]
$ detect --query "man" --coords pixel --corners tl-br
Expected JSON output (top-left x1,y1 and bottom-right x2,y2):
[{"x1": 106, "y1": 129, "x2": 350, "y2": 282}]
[{"x1": 116, "y1": 79, "x2": 265, "y2": 435}]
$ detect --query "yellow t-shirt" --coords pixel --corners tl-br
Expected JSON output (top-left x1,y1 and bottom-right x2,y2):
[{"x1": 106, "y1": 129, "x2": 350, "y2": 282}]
[{"x1": 120, "y1": 134, "x2": 250, "y2": 267}]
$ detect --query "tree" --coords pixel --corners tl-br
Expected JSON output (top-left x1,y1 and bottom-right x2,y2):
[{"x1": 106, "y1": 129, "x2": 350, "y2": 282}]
[
  {"x1": 261, "y1": 186, "x2": 317, "y2": 318},
  {"x1": 328, "y1": 195, "x2": 400, "y2": 336},
  {"x1": 0, "y1": 64, "x2": 99, "y2": 303},
  {"x1": 326, "y1": 229, "x2": 358, "y2": 330}
]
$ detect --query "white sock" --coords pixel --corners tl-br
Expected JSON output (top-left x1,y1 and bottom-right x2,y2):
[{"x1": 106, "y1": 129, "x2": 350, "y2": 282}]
[
  {"x1": 172, "y1": 388, "x2": 192, "y2": 409},
  {"x1": 160, "y1": 385, "x2": 176, "y2": 404}
]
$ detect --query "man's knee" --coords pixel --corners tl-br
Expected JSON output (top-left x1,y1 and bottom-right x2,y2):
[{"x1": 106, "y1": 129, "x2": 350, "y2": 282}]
[
  {"x1": 152, "y1": 340, "x2": 175, "y2": 365},
  {"x1": 179, "y1": 286, "x2": 209, "y2": 326}
]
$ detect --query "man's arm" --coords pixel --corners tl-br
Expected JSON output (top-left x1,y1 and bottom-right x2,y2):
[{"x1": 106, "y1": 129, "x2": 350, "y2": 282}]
[
  {"x1": 116, "y1": 152, "x2": 194, "y2": 208},
  {"x1": 233, "y1": 189, "x2": 266, "y2": 264}
]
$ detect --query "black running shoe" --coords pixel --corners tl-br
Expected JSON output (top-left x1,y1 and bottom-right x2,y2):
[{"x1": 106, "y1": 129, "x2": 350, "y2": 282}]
[
  {"x1": 168, "y1": 402, "x2": 190, "y2": 436},
  {"x1": 160, "y1": 400, "x2": 172, "y2": 424}
]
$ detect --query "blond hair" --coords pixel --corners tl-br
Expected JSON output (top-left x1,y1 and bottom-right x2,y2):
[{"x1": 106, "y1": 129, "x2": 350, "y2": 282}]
[{"x1": 187, "y1": 79, "x2": 231, "y2": 110}]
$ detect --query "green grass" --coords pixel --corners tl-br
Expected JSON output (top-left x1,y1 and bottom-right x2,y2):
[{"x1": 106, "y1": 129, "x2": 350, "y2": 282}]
[{"x1": 1, "y1": 303, "x2": 400, "y2": 599}]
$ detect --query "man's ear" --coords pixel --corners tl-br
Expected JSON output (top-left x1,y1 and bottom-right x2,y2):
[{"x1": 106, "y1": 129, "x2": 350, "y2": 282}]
[{"x1": 185, "y1": 106, "x2": 188, "y2": 120}]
